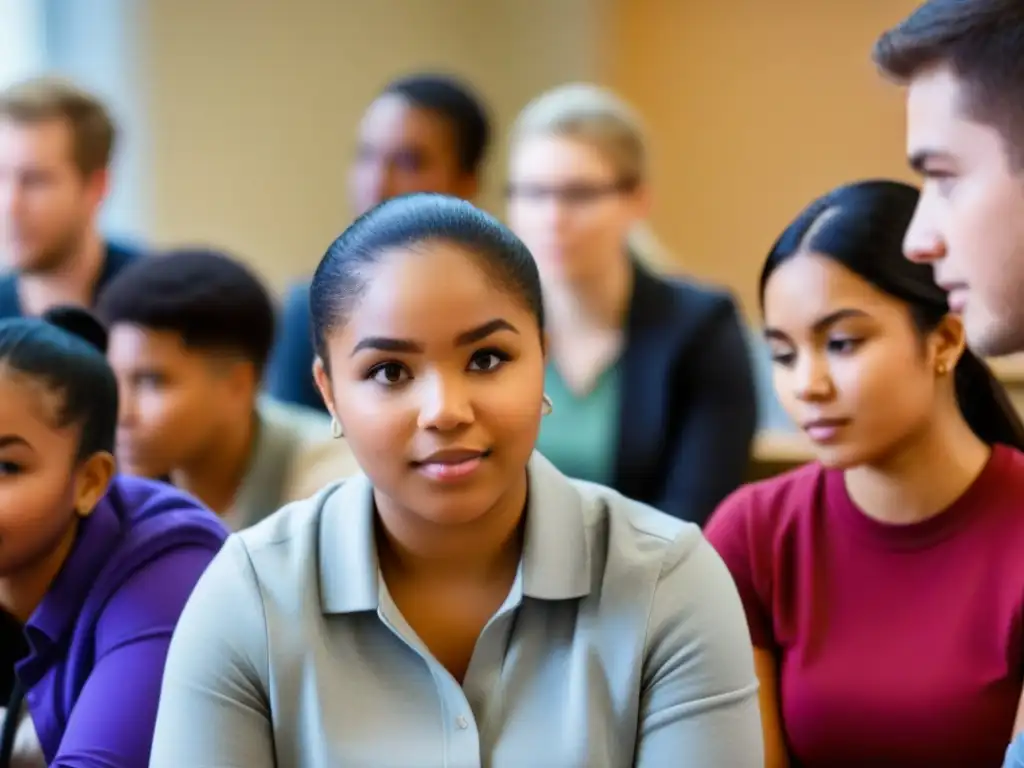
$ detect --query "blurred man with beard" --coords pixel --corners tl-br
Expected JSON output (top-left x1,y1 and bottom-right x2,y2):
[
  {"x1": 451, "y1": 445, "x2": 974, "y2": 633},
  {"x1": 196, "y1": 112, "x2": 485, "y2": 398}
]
[{"x1": 0, "y1": 77, "x2": 140, "y2": 318}]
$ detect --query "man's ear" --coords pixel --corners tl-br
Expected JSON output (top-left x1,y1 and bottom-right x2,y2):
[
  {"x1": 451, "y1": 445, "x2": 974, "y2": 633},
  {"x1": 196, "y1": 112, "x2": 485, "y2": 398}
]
[
  {"x1": 73, "y1": 451, "x2": 116, "y2": 518},
  {"x1": 312, "y1": 356, "x2": 337, "y2": 418}
]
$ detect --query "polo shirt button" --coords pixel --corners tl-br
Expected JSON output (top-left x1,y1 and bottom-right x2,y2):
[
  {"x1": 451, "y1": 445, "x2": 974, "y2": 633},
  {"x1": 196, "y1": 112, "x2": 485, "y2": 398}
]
[{"x1": 456, "y1": 715, "x2": 469, "y2": 730}]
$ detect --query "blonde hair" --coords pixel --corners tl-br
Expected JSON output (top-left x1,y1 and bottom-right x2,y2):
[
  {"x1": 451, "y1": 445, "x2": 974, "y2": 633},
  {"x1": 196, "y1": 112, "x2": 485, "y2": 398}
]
[{"x1": 510, "y1": 83, "x2": 675, "y2": 269}]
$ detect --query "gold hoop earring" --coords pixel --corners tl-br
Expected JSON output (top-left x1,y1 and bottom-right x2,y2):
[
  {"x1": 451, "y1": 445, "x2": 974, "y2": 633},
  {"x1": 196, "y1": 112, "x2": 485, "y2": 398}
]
[
  {"x1": 541, "y1": 394, "x2": 554, "y2": 416},
  {"x1": 331, "y1": 417, "x2": 344, "y2": 439}
]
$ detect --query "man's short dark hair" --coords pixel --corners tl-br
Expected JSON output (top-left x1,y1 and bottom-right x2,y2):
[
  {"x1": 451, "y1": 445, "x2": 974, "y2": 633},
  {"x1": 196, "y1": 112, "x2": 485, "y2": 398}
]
[
  {"x1": 0, "y1": 76, "x2": 117, "y2": 177},
  {"x1": 384, "y1": 73, "x2": 491, "y2": 175},
  {"x1": 96, "y1": 248, "x2": 276, "y2": 374},
  {"x1": 873, "y1": 0, "x2": 1024, "y2": 165}
]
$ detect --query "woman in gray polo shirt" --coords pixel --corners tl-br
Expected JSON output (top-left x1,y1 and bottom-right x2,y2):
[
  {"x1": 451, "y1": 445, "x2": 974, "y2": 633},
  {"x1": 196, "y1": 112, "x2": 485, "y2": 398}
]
[{"x1": 149, "y1": 194, "x2": 762, "y2": 767}]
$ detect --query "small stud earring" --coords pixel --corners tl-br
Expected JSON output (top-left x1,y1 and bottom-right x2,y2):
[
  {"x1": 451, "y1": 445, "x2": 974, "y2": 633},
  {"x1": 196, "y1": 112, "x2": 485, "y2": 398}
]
[
  {"x1": 937, "y1": 362, "x2": 950, "y2": 376},
  {"x1": 331, "y1": 417, "x2": 344, "y2": 439},
  {"x1": 541, "y1": 394, "x2": 554, "y2": 416}
]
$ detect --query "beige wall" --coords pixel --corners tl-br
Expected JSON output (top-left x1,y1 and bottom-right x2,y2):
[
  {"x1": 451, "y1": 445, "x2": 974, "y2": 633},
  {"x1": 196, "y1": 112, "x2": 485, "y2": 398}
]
[
  {"x1": 602, "y1": 0, "x2": 921, "y2": 316},
  {"x1": 124, "y1": 0, "x2": 603, "y2": 289},
  {"x1": 48, "y1": 0, "x2": 925, "y2": 303}
]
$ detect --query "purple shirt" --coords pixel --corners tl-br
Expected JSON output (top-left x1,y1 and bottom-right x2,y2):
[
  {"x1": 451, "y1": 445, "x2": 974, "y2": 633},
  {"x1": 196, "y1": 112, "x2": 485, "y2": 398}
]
[{"x1": 14, "y1": 475, "x2": 227, "y2": 766}]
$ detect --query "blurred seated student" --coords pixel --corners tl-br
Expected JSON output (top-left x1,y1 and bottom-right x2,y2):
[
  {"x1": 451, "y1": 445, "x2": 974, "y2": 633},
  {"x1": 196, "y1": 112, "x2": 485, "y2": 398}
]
[
  {"x1": 147, "y1": 194, "x2": 763, "y2": 767},
  {"x1": 265, "y1": 73, "x2": 491, "y2": 412},
  {"x1": 506, "y1": 84, "x2": 756, "y2": 526},
  {"x1": 705, "y1": 180, "x2": 1024, "y2": 768},
  {"x1": 0, "y1": 77, "x2": 142, "y2": 319},
  {"x1": 0, "y1": 307, "x2": 226, "y2": 767},
  {"x1": 95, "y1": 249, "x2": 358, "y2": 530}
]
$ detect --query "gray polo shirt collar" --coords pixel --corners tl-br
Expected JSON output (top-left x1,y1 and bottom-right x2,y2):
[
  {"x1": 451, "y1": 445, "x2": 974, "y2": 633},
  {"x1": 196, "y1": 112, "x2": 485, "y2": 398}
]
[{"x1": 318, "y1": 452, "x2": 592, "y2": 614}]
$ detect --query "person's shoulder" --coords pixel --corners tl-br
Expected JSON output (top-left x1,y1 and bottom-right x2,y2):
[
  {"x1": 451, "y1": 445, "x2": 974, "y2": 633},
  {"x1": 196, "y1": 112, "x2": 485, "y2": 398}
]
[
  {"x1": 571, "y1": 476, "x2": 703, "y2": 573},
  {"x1": 81, "y1": 477, "x2": 228, "y2": 633},
  {"x1": 967, "y1": 445, "x2": 1024, "y2": 541},
  {"x1": 110, "y1": 474, "x2": 228, "y2": 546},
  {"x1": 282, "y1": 280, "x2": 312, "y2": 314},
  {"x1": 706, "y1": 462, "x2": 825, "y2": 540},
  {"x1": 1004, "y1": 732, "x2": 1024, "y2": 768},
  {"x1": 633, "y1": 266, "x2": 745, "y2": 351},
  {"x1": 105, "y1": 238, "x2": 146, "y2": 262},
  {"x1": 260, "y1": 395, "x2": 330, "y2": 440},
  {"x1": 233, "y1": 478, "x2": 350, "y2": 569},
  {"x1": 652, "y1": 267, "x2": 742, "y2": 319},
  {"x1": 0, "y1": 271, "x2": 21, "y2": 319},
  {"x1": 989, "y1": 444, "x2": 1024, "y2": 485}
]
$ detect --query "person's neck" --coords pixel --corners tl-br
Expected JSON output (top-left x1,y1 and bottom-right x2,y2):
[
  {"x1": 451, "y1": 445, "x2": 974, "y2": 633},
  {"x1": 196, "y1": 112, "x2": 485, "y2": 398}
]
[
  {"x1": 544, "y1": 252, "x2": 633, "y2": 335},
  {"x1": 0, "y1": 519, "x2": 79, "y2": 623},
  {"x1": 171, "y1": 410, "x2": 258, "y2": 515},
  {"x1": 18, "y1": 230, "x2": 106, "y2": 316},
  {"x1": 374, "y1": 472, "x2": 528, "y2": 585},
  {"x1": 843, "y1": 411, "x2": 991, "y2": 525}
]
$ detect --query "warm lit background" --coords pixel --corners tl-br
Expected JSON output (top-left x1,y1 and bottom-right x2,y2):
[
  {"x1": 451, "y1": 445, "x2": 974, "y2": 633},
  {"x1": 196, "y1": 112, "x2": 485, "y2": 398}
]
[
  {"x1": 17, "y1": 0, "x2": 1023, "y2": 450},
  {"x1": 4, "y1": 0, "x2": 921, "y2": 302}
]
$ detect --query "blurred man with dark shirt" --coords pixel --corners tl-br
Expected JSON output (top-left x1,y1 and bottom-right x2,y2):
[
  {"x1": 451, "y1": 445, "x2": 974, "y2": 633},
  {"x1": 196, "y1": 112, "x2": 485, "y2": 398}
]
[{"x1": 0, "y1": 77, "x2": 140, "y2": 318}]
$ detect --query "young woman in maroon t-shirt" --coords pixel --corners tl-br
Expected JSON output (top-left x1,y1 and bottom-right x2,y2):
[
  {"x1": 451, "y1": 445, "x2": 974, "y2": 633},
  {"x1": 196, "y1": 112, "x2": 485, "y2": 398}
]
[{"x1": 706, "y1": 180, "x2": 1024, "y2": 768}]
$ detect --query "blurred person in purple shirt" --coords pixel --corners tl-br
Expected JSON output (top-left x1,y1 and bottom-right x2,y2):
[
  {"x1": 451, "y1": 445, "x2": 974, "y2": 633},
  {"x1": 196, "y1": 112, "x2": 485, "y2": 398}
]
[{"x1": 0, "y1": 306, "x2": 227, "y2": 767}]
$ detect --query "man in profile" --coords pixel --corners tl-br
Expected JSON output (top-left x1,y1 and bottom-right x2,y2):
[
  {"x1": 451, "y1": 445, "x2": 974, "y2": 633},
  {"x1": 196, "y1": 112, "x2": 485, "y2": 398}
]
[
  {"x1": 0, "y1": 77, "x2": 140, "y2": 317},
  {"x1": 265, "y1": 73, "x2": 491, "y2": 411},
  {"x1": 873, "y1": 2, "x2": 1024, "y2": 766}
]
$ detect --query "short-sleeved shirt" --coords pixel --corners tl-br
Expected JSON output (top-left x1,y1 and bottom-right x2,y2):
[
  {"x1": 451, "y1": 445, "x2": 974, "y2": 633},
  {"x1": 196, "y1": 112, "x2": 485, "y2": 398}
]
[
  {"x1": 706, "y1": 444, "x2": 1024, "y2": 768},
  {"x1": 148, "y1": 453, "x2": 763, "y2": 767},
  {"x1": 1, "y1": 475, "x2": 227, "y2": 765}
]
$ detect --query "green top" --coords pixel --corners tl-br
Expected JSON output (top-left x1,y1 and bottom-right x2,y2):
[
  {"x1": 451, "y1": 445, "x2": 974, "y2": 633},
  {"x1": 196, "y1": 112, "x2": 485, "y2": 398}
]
[{"x1": 536, "y1": 360, "x2": 623, "y2": 486}]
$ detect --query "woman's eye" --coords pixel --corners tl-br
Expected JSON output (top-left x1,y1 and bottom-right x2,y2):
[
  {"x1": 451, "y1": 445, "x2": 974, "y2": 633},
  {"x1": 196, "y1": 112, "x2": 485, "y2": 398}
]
[
  {"x1": 369, "y1": 362, "x2": 410, "y2": 385},
  {"x1": 768, "y1": 348, "x2": 795, "y2": 366},
  {"x1": 0, "y1": 461, "x2": 21, "y2": 476},
  {"x1": 828, "y1": 337, "x2": 861, "y2": 354},
  {"x1": 469, "y1": 349, "x2": 509, "y2": 372}
]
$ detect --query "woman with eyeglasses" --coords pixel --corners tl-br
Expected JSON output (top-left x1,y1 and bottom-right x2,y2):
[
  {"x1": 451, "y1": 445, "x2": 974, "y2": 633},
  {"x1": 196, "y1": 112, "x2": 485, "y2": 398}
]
[{"x1": 506, "y1": 84, "x2": 757, "y2": 526}]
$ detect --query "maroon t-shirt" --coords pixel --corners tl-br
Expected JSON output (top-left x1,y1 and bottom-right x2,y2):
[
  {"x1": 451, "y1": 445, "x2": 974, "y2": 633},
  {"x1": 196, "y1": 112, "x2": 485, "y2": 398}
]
[{"x1": 706, "y1": 444, "x2": 1024, "y2": 768}]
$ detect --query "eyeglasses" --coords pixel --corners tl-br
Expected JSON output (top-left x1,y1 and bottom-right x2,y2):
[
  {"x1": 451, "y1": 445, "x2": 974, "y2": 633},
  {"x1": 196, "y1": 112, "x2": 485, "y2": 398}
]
[{"x1": 505, "y1": 178, "x2": 638, "y2": 206}]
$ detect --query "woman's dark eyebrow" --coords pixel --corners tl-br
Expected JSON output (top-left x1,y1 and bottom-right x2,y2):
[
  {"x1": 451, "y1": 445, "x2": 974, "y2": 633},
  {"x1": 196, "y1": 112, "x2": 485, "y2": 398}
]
[
  {"x1": 455, "y1": 319, "x2": 518, "y2": 346},
  {"x1": 350, "y1": 319, "x2": 519, "y2": 357},
  {"x1": 0, "y1": 434, "x2": 30, "y2": 449},
  {"x1": 350, "y1": 337, "x2": 424, "y2": 357},
  {"x1": 764, "y1": 308, "x2": 870, "y2": 340},
  {"x1": 810, "y1": 308, "x2": 870, "y2": 332}
]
